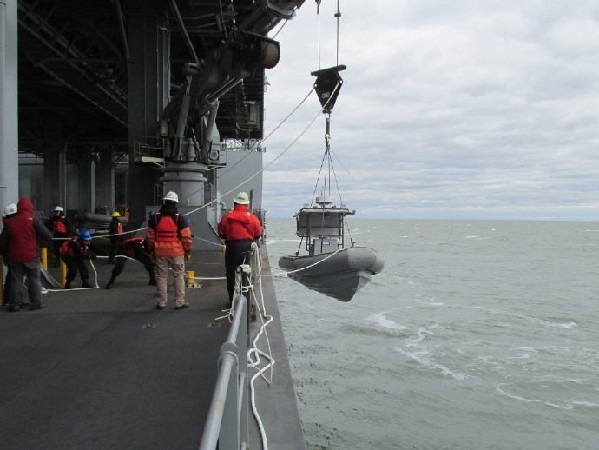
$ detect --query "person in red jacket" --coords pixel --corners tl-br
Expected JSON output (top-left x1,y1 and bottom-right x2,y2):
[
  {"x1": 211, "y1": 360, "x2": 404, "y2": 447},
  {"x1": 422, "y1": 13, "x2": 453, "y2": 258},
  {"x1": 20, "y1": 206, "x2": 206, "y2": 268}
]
[
  {"x1": 0, "y1": 197, "x2": 53, "y2": 311},
  {"x1": 1, "y1": 203, "x2": 25, "y2": 309},
  {"x1": 60, "y1": 229, "x2": 97, "y2": 289},
  {"x1": 218, "y1": 191, "x2": 262, "y2": 306},
  {"x1": 146, "y1": 191, "x2": 192, "y2": 310}
]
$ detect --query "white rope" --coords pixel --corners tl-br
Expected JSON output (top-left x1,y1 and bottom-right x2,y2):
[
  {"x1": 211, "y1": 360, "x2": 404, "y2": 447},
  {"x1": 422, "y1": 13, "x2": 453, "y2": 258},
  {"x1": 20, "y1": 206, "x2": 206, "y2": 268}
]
[{"x1": 246, "y1": 242, "x2": 275, "y2": 450}]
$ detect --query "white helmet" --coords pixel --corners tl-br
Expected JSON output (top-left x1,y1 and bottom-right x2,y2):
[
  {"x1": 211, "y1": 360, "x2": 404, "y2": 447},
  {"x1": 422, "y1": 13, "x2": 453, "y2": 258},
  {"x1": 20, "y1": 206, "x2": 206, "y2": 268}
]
[
  {"x1": 3, "y1": 203, "x2": 17, "y2": 217},
  {"x1": 54, "y1": 206, "x2": 64, "y2": 213},
  {"x1": 234, "y1": 191, "x2": 250, "y2": 205},
  {"x1": 163, "y1": 191, "x2": 179, "y2": 203}
]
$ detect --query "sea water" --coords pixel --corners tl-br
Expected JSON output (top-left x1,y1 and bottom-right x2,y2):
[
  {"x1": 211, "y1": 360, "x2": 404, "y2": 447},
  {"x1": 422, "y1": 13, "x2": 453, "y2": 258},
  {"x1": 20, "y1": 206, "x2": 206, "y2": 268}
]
[{"x1": 265, "y1": 219, "x2": 599, "y2": 450}]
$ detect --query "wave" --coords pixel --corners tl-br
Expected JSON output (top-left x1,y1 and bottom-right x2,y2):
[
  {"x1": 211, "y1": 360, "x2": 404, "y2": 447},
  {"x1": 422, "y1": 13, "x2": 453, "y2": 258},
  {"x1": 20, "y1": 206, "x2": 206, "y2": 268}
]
[
  {"x1": 496, "y1": 383, "x2": 599, "y2": 410},
  {"x1": 364, "y1": 312, "x2": 408, "y2": 336},
  {"x1": 521, "y1": 315, "x2": 577, "y2": 329},
  {"x1": 394, "y1": 346, "x2": 467, "y2": 381}
]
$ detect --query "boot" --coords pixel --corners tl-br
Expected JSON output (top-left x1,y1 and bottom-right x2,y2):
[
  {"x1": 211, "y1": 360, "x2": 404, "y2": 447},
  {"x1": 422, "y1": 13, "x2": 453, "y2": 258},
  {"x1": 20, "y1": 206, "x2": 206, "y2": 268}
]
[
  {"x1": 64, "y1": 280, "x2": 71, "y2": 289},
  {"x1": 148, "y1": 278, "x2": 156, "y2": 286},
  {"x1": 82, "y1": 280, "x2": 93, "y2": 289},
  {"x1": 105, "y1": 275, "x2": 115, "y2": 289}
]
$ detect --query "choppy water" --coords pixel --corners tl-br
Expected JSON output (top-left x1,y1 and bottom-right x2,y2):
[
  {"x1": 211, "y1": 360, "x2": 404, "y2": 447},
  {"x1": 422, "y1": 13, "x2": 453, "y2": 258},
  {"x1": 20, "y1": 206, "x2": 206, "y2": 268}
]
[{"x1": 265, "y1": 219, "x2": 599, "y2": 450}]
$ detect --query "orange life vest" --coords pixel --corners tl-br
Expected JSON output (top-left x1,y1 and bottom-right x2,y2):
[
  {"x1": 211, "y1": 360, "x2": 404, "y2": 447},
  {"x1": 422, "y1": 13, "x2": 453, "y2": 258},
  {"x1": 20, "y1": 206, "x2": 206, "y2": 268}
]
[{"x1": 155, "y1": 214, "x2": 179, "y2": 243}]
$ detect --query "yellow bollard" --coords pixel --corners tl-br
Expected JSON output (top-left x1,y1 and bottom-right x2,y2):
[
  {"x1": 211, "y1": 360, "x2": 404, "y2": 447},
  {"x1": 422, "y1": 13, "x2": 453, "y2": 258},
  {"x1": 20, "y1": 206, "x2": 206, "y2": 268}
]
[
  {"x1": 186, "y1": 270, "x2": 200, "y2": 288},
  {"x1": 41, "y1": 247, "x2": 48, "y2": 270},
  {"x1": 60, "y1": 261, "x2": 67, "y2": 287}
]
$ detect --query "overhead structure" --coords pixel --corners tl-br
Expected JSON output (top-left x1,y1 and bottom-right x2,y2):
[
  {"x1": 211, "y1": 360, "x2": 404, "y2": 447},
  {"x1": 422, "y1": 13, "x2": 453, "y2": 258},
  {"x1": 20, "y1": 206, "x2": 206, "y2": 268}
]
[{"x1": 11, "y1": 0, "x2": 305, "y2": 218}]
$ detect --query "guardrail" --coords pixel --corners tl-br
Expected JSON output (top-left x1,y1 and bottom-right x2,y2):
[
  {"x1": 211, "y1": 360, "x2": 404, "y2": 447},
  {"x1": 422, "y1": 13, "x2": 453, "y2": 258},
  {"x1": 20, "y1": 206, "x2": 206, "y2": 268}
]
[{"x1": 200, "y1": 294, "x2": 249, "y2": 450}]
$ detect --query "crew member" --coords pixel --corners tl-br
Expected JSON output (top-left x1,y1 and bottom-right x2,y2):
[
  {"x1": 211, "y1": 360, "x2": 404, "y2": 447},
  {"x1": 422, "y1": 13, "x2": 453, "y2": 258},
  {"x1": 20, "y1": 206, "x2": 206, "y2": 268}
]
[
  {"x1": 0, "y1": 197, "x2": 53, "y2": 311},
  {"x1": 1, "y1": 203, "x2": 25, "y2": 309},
  {"x1": 105, "y1": 236, "x2": 156, "y2": 289},
  {"x1": 218, "y1": 191, "x2": 262, "y2": 306},
  {"x1": 146, "y1": 191, "x2": 193, "y2": 310},
  {"x1": 44, "y1": 205, "x2": 72, "y2": 264},
  {"x1": 60, "y1": 229, "x2": 96, "y2": 289},
  {"x1": 108, "y1": 211, "x2": 124, "y2": 264}
]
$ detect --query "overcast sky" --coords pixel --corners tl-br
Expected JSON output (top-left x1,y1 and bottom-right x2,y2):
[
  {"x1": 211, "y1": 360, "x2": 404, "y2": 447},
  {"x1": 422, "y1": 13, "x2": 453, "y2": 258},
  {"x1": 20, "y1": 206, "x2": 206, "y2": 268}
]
[{"x1": 260, "y1": 1, "x2": 599, "y2": 220}]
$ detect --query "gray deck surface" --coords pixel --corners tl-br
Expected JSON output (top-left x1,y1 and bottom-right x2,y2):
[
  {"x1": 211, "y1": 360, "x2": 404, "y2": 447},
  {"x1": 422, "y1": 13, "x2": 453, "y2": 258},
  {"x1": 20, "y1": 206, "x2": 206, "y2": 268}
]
[{"x1": 0, "y1": 246, "x2": 305, "y2": 450}]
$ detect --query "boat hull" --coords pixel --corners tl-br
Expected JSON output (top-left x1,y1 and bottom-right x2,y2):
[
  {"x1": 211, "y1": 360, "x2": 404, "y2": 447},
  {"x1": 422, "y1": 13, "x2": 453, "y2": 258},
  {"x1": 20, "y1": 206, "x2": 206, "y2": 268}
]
[{"x1": 279, "y1": 246, "x2": 384, "y2": 301}]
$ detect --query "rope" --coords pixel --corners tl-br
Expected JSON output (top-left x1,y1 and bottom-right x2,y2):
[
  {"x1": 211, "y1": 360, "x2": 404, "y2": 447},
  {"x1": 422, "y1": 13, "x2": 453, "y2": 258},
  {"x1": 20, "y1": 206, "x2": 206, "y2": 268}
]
[{"x1": 246, "y1": 242, "x2": 276, "y2": 450}]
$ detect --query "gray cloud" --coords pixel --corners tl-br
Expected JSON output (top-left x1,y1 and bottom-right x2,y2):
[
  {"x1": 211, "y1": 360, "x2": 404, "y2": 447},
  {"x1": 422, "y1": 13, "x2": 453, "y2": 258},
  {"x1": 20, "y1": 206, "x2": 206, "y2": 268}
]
[{"x1": 262, "y1": 1, "x2": 599, "y2": 219}]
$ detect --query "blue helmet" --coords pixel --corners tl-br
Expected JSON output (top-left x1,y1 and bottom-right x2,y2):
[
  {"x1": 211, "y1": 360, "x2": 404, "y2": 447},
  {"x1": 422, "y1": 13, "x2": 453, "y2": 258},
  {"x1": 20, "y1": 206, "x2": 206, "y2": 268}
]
[{"x1": 79, "y1": 229, "x2": 92, "y2": 241}]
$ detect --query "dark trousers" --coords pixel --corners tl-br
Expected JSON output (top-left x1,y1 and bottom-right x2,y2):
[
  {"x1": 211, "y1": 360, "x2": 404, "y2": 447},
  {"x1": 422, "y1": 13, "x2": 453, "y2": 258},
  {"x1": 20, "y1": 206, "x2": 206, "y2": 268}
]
[
  {"x1": 224, "y1": 240, "x2": 253, "y2": 303},
  {"x1": 62, "y1": 255, "x2": 90, "y2": 282},
  {"x1": 8, "y1": 260, "x2": 43, "y2": 307},
  {"x1": 3, "y1": 266, "x2": 25, "y2": 306},
  {"x1": 109, "y1": 248, "x2": 155, "y2": 284}
]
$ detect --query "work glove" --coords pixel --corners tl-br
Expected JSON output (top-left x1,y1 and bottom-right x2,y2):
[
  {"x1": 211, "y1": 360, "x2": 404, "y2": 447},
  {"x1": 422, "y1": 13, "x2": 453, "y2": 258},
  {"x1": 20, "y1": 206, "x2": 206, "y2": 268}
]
[{"x1": 184, "y1": 253, "x2": 192, "y2": 262}]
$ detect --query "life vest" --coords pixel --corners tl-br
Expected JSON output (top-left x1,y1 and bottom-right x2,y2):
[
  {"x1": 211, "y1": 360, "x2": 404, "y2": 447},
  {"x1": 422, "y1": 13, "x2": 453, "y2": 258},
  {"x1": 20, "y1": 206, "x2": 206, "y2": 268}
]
[
  {"x1": 155, "y1": 213, "x2": 179, "y2": 243},
  {"x1": 53, "y1": 218, "x2": 68, "y2": 234},
  {"x1": 147, "y1": 212, "x2": 191, "y2": 258},
  {"x1": 60, "y1": 237, "x2": 89, "y2": 258}
]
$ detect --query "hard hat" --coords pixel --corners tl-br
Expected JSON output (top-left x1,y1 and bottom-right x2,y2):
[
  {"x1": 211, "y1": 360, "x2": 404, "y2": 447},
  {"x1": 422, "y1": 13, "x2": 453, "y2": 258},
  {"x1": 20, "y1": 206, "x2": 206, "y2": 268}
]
[
  {"x1": 234, "y1": 191, "x2": 250, "y2": 205},
  {"x1": 79, "y1": 229, "x2": 92, "y2": 241},
  {"x1": 163, "y1": 191, "x2": 179, "y2": 203},
  {"x1": 54, "y1": 206, "x2": 64, "y2": 212},
  {"x1": 3, "y1": 203, "x2": 17, "y2": 217},
  {"x1": 112, "y1": 211, "x2": 121, "y2": 217}
]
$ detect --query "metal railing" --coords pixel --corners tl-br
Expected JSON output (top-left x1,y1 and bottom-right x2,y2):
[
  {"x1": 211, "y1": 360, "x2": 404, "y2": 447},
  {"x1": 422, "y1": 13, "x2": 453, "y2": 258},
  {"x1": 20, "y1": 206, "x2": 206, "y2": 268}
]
[{"x1": 200, "y1": 294, "x2": 249, "y2": 450}]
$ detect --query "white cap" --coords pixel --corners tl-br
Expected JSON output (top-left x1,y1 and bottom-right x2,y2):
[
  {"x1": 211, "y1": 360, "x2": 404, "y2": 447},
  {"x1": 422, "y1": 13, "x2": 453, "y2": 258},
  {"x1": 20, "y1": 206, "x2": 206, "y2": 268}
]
[
  {"x1": 234, "y1": 191, "x2": 250, "y2": 205},
  {"x1": 163, "y1": 191, "x2": 179, "y2": 203},
  {"x1": 3, "y1": 203, "x2": 17, "y2": 217},
  {"x1": 54, "y1": 206, "x2": 64, "y2": 212}
]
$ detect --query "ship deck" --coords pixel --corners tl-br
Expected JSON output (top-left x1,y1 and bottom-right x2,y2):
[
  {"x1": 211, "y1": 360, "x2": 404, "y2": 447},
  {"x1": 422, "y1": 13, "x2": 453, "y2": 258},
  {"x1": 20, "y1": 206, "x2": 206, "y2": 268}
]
[{"x1": 0, "y1": 246, "x2": 305, "y2": 449}]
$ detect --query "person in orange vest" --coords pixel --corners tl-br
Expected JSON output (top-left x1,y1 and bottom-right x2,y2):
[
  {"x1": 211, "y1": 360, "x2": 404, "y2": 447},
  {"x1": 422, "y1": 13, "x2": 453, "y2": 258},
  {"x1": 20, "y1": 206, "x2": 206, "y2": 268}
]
[
  {"x1": 218, "y1": 192, "x2": 262, "y2": 306},
  {"x1": 44, "y1": 205, "x2": 72, "y2": 264},
  {"x1": 146, "y1": 191, "x2": 193, "y2": 310},
  {"x1": 60, "y1": 229, "x2": 96, "y2": 289},
  {"x1": 105, "y1": 236, "x2": 156, "y2": 289},
  {"x1": 108, "y1": 211, "x2": 124, "y2": 264}
]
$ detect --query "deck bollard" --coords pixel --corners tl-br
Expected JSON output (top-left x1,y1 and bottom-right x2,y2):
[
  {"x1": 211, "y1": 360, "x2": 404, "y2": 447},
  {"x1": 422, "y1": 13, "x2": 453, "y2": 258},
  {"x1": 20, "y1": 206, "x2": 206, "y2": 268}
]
[
  {"x1": 60, "y1": 261, "x2": 67, "y2": 287},
  {"x1": 186, "y1": 270, "x2": 200, "y2": 288},
  {"x1": 41, "y1": 247, "x2": 48, "y2": 270}
]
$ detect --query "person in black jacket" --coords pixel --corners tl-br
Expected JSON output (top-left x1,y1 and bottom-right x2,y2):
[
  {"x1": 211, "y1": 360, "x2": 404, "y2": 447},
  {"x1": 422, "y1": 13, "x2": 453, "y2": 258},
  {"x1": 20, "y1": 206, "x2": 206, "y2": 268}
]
[
  {"x1": 44, "y1": 206, "x2": 72, "y2": 264},
  {"x1": 105, "y1": 237, "x2": 156, "y2": 289},
  {"x1": 108, "y1": 211, "x2": 124, "y2": 264}
]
